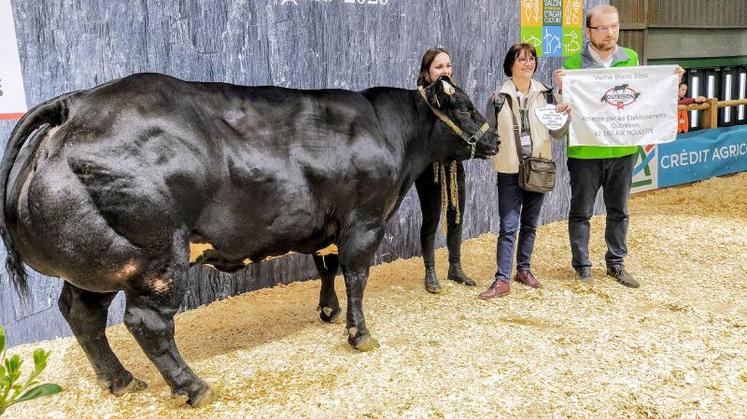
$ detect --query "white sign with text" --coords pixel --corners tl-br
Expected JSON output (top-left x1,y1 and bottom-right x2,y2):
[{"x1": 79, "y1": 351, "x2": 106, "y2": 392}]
[
  {"x1": 563, "y1": 65, "x2": 678, "y2": 147},
  {"x1": 0, "y1": 0, "x2": 27, "y2": 120},
  {"x1": 534, "y1": 104, "x2": 568, "y2": 130}
]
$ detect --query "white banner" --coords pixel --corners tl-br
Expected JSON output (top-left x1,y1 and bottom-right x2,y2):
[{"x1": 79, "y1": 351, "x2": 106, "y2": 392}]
[
  {"x1": 0, "y1": 0, "x2": 27, "y2": 120},
  {"x1": 563, "y1": 65, "x2": 678, "y2": 147}
]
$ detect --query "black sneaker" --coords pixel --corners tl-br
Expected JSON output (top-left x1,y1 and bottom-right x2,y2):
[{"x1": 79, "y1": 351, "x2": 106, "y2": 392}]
[
  {"x1": 575, "y1": 267, "x2": 592, "y2": 282},
  {"x1": 607, "y1": 265, "x2": 639, "y2": 288}
]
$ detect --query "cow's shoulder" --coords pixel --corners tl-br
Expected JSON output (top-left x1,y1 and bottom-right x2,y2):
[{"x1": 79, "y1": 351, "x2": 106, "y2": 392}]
[
  {"x1": 302, "y1": 88, "x2": 373, "y2": 108},
  {"x1": 359, "y1": 87, "x2": 413, "y2": 118},
  {"x1": 359, "y1": 86, "x2": 410, "y2": 101}
]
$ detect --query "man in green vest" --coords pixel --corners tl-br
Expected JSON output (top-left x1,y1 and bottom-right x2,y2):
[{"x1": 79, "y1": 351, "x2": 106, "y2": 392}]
[{"x1": 554, "y1": 4, "x2": 640, "y2": 288}]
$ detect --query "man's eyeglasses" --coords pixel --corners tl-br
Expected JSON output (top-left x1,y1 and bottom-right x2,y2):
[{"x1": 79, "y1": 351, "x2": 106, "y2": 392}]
[{"x1": 588, "y1": 24, "x2": 620, "y2": 32}]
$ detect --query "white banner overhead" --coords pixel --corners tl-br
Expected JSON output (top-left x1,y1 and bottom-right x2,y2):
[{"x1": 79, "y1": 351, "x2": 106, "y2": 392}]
[
  {"x1": 563, "y1": 65, "x2": 679, "y2": 147},
  {"x1": 0, "y1": 0, "x2": 27, "y2": 120}
]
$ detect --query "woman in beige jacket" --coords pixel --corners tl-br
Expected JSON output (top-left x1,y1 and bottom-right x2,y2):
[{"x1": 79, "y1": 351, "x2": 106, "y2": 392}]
[{"x1": 479, "y1": 42, "x2": 571, "y2": 300}]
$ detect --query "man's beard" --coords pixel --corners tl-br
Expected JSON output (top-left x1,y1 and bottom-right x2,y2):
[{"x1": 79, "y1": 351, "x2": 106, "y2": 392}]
[{"x1": 591, "y1": 39, "x2": 616, "y2": 52}]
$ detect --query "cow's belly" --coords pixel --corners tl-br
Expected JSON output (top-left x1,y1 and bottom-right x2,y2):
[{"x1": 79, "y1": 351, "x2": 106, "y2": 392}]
[
  {"x1": 188, "y1": 242, "x2": 337, "y2": 271},
  {"x1": 189, "y1": 181, "x2": 336, "y2": 271}
]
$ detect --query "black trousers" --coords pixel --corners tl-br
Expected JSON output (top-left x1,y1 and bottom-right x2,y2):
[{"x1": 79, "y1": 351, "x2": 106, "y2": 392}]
[
  {"x1": 567, "y1": 154, "x2": 635, "y2": 269},
  {"x1": 415, "y1": 161, "x2": 466, "y2": 266}
]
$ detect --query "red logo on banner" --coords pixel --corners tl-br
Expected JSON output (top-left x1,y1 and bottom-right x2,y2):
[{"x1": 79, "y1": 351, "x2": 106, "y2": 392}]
[{"x1": 600, "y1": 84, "x2": 641, "y2": 110}]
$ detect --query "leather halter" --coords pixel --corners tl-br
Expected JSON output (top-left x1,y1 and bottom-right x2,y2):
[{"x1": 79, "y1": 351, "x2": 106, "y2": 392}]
[{"x1": 417, "y1": 85, "x2": 490, "y2": 159}]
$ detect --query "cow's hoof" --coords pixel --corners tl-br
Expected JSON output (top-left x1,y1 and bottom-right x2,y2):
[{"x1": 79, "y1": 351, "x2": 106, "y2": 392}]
[
  {"x1": 110, "y1": 377, "x2": 148, "y2": 396},
  {"x1": 187, "y1": 386, "x2": 215, "y2": 408},
  {"x1": 318, "y1": 305, "x2": 342, "y2": 323},
  {"x1": 348, "y1": 329, "x2": 379, "y2": 352}
]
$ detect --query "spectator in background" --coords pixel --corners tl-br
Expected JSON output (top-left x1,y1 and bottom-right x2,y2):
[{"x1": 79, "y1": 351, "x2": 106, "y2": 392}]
[
  {"x1": 677, "y1": 83, "x2": 707, "y2": 133},
  {"x1": 678, "y1": 83, "x2": 707, "y2": 105}
]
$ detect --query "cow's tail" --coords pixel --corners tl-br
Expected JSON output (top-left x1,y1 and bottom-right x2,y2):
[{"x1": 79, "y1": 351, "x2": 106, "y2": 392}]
[{"x1": 0, "y1": 93, "x2": 75, "y2": 297}]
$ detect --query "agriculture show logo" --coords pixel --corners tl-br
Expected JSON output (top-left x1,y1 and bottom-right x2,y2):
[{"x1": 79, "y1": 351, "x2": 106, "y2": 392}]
[{"x1": 600, "y1": 83, "x2": 641, "y2": 110}]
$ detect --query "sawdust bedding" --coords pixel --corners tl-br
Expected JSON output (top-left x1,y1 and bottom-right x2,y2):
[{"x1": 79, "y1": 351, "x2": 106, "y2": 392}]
[{"x1": 7, "y1": 173, "x2": 747, "y2": 418}]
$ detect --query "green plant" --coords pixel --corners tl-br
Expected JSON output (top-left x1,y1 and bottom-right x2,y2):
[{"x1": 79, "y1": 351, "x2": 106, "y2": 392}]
[{"x1": 0, "y1": 325, "x2": 62, "y2": 415}]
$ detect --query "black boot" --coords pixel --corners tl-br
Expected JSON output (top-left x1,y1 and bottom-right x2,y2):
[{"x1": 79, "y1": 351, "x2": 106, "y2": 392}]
[
  {"x1": 423, "y1": 261, "x2": 442, "y2": 294},
  {"x1": 447, "y1": 262, "x2": 476, "y2": 286}
]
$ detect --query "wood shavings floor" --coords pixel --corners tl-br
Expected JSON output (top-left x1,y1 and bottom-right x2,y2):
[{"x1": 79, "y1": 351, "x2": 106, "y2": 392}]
[{"x1": 7, "y1": 173, "x2": 747, "y2": 418}]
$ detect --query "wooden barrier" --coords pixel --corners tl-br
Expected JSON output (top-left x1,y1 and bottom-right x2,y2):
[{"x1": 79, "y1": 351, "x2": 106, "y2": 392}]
[{"x1": 678, "y1": 98, "x2": 747, "y2": 129}]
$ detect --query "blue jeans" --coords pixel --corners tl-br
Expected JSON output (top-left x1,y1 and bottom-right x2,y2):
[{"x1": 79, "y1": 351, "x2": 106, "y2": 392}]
[{"x1": 495, "y1": 173, "x2": 545, "y2": 282}]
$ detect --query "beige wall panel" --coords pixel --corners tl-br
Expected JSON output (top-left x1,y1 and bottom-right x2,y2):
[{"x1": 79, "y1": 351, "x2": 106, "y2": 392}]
[
  {"x1": 648, "y1": 0, "x2": 747, "y2": 28},
  {"x1": 646, "y1": 28, "x2": 747, "y2": 59}
]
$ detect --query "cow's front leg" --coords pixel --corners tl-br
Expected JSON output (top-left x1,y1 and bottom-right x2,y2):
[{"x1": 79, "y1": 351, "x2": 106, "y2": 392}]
[
  {"x1": 123, "y1": 277, "x2": 210, "y2": 407},
  {"x1": 339, "y1": 221, "x2": 384, "y2": 352},
  {"x1": 58, "y1": 282, "x2": 147, "y2": 395},
  {"x1": 313, "y1": 254, "x2": 342, "y2": 323}
]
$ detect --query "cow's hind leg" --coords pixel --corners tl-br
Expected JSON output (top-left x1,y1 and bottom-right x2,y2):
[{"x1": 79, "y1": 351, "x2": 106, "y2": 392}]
[
  {"x1": 339, "y1": 220, "x2": 384, "y2": 351},
  {"x1": 122, "y1": 236, "x2": 211, "y2": 407},
  {"x1": 58, "y1": 282, "x2": 147, "y2": 395},
  {"x1": 123, "y1": 281, "x2": 211, "y2": 406},
  {"x1": 313, "y1": 254, "x2": 341, "y2": 323}
]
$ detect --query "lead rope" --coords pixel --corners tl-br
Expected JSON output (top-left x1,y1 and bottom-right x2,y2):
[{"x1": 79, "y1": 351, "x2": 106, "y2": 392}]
[
  {"x1": 433, "y1": 161, "x2": 462, "y2": 236},
  {"x1": 449, "y1": 160, "x2": 461, "y2": 224},
  {"x1": 439, "y1": 164, "x2": 448, "y2": 236}
]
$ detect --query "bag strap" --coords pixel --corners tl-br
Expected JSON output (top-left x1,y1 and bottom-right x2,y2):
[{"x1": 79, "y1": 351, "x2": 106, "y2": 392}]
[
  {"x1": 503, "y1": 93, "x2": 525, "y2": 165},
  {"x1": 539, "y1": 81, "x2": 556, "y2": 105}
]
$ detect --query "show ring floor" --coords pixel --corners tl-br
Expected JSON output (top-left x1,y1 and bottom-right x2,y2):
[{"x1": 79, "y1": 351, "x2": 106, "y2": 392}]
[{"x1": 8, "y1": 173, "x2": 747, "y2": 417}]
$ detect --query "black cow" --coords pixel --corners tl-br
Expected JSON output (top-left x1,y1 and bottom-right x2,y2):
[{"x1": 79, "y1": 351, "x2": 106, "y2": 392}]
[{"x1": 0, "y1": 73, "x2": 497, "y2": 406}]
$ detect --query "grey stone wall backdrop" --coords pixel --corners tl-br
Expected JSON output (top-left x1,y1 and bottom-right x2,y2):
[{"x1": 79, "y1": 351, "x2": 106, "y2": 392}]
[{"x1": 0, "y1": 0, "x2": 608, "y2": 347}]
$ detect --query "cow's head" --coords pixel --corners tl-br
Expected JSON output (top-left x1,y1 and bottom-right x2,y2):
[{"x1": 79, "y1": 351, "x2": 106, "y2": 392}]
[{"x1": 421, "y1": 76, "x2": 499, "y2": 160}]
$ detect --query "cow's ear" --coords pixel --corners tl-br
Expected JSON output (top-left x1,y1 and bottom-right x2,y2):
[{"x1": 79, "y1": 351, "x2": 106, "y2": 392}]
[
  {"x1": 438, "y1": 75, "x2": 453, "y2": 85},
  {"x1": 440, "y1": 79, "x2": 455, "y2": 96},
  {"x1": 437, "y1": 75, "x2": 456, "y2": 94}
]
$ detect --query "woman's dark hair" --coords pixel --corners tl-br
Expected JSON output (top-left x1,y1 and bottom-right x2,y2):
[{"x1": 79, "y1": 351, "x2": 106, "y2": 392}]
[
  {"x1": 417, "y1": 47, "x2": 451, "y2": 87},
  {"x1": 503, "y1": 42, "x2": 538, "y2": 77}
]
